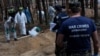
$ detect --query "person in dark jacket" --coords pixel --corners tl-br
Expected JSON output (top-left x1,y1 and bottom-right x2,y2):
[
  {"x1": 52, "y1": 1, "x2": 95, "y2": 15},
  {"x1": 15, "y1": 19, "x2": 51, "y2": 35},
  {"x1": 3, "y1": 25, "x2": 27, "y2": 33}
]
[
  {"x1": 53, "y1": 5, "x2": 69, "y2": 56},
  {"x1": 52, "y1": 5, "x2": 69, "y2": 32}
]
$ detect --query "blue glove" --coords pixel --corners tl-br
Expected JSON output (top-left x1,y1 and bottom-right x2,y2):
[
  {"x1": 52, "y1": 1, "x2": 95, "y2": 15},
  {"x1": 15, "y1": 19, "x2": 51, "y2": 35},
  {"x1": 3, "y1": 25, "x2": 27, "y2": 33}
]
[{"x1": 93, "y1": 53, "x2": 98, "y2": 56}]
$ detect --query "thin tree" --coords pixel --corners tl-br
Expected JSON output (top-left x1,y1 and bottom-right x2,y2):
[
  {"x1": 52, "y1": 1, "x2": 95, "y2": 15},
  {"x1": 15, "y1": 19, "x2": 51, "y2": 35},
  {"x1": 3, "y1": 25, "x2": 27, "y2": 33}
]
[
  {"x1": 94, "y1": 0, "x2": 98, "y2": 21},
  {"x1": 0, "y1": 0, "x2": 3, "y2": 21},
  {"x1": 26, "y1": 0, "x2": 34, "y2": 23},
  {"x1": 1, "y1": 0, "x2": 4, "y2": 21},
  {"x1": 41, "y1": 0, "x2": 48, "y2": 25},
  {"x1": 36, "y1": 0, "x2": 43, "y2": 24},
  {"x1": 3, "y1": 0, "x2": 8, "y2": 20},
  {"x1": 66, "y1": 0, "x2": 69, "y2": 9},
  {"x1": 80, "y1": 0, "x2": 85, "y2": 16},
  {"x1": 90, "y1": 0, "x2": 93, "y2": 8},
  {"x1": 62, "y1": 0, "x2": 64, "y2": 6}
]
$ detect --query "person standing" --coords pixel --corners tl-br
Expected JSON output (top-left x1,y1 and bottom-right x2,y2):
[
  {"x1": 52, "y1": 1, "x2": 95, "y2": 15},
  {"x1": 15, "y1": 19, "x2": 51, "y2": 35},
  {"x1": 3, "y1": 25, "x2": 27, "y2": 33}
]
[
  {"x1": 48, "y1": 4, "x2": 56, "y2": 22},
  {"x1": 23, "y1": 7, "x2": 32, "y2": 24},
  {"x1": 56, "y1": 2, "x2": 99, "y2": 56},
  {"x1": 61, "y1": 6, "x2": 66, "y2": 12},
  {"x1": 15, "y1": 7, "x2": 27, "y2": 36},
  {"x1": 4, "y1": 8, "x2": 18, "y2": 42},
  {"x1": 52, "y1": 5, "x2": 69, "y2": 32},
  {"x1": 52, "y1": 5, "x2": 69, "y2": 56}
]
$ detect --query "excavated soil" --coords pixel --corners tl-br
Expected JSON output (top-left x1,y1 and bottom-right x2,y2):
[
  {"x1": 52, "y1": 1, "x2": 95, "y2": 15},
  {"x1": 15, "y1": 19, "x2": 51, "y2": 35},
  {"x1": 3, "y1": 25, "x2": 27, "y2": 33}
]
[{"x1": 0, "y1": 29, "x2": 56, "y2": 56}]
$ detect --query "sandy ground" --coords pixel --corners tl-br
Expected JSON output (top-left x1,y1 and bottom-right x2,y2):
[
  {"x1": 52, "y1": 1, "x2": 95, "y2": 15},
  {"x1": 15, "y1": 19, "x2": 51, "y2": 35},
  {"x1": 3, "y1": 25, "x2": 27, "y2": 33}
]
[
  {"x1": 0, "y1": 29, "x2": 100, "y2": 56},
  {"x1": 0, "y1": 29, "x2": 56, "y2": 56}
]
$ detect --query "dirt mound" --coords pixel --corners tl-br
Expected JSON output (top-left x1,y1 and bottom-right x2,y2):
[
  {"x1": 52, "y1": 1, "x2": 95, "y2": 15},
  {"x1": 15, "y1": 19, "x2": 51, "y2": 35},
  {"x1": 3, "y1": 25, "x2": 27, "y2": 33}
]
[{"x1": 0, "y1": 30, "x2": 56, "y2": 56}]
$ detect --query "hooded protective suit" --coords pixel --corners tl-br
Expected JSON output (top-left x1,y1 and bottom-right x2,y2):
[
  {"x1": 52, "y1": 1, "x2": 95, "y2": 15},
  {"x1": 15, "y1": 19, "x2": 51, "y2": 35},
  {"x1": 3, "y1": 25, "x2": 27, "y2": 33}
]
[
  {"x1": 15, "y1": 11, "x2": 27, "y2": 35},
  {"x1": 4, "y1": 16, "x2": 17, "y2": 41},
  {"x1": 48, "y1": 6, "x2": 56, "y2": 22}
]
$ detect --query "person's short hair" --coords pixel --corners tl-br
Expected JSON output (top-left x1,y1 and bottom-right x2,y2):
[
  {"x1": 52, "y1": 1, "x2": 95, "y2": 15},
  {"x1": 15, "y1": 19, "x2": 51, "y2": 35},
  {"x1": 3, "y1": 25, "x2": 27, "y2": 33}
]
[
  {"x1": 68, "y1": 2, "x2": 81, "y2": 13},
  {"x1": 62, "y1": 6, "x2": 66, "y2": 9},
  {"x1": 54, "y1": 5, "x2": 62, "y2": 11}
]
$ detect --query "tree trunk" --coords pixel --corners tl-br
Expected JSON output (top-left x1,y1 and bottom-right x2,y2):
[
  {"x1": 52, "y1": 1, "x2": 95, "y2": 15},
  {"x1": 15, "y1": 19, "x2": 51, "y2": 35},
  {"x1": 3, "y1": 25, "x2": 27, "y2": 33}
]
[
  {"x1": 66, "y1": 0, "x2": 69, "y2": 9},
  {"x1": 90, "y1": 0, "x2": 93, "y2": 8},
  {"x1": 27, "y1": 0, "x2": 34, "y2": 23},
  {"x1": 36, "y1": 0, "x2": 43, "y2": 24},
  {"x1": 49, "y1": 0, "x2": 53, "y2": 5},
  {"x1": 3, "y1": 0, "x2": 8, "y2": 19},
  {"x1": 0, "y1": 0, "x2": 4, "y2": 21},
  {"x1": 42, "y1": 0, "x2": 48, "y2": 25},
  {"x1": 80, "y1": 0, "x2": 85, "y2": 16},
  {"x1": 62, "y1": 0, "x2": 65, "y2": 6},
  {"x1": 94, "y1": 0, "x2": 98, "y2": 21}
]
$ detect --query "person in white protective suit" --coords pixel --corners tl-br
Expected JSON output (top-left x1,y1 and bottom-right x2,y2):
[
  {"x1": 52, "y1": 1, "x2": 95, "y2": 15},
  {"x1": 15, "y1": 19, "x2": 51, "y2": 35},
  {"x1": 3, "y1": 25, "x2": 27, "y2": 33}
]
[
  {"x1": 4, "y1": 8, "x2": 18, "y2": 43},
  {"x1": 48, "y1": 5, "x2": 56, "y2": 22},
  {"x1": 15, "y1": 7, "x2": 27, "y2": 36}
]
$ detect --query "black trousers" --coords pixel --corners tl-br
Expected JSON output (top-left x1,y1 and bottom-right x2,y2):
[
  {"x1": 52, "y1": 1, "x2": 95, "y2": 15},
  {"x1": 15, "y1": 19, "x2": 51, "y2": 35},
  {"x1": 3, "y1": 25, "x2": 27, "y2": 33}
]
[
  {"x1": 55, "y1": 32, "x2": 60, "y2": 56},
  {"x1": 55, "y1": 32, "x2": 67, "y2": 56}
]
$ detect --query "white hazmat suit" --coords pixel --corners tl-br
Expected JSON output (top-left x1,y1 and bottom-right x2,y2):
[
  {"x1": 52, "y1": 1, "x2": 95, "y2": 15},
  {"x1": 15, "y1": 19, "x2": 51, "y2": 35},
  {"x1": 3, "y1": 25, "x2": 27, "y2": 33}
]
[
  {"x1": 15, "y1": 11, "x2": 27, "y2": 35},
  {"x1": 4, "y1": 16, "x2": 17, "y2": 41},
  {"x1": 48, "y1": 6, "x2": 56, "y2": 22}
]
